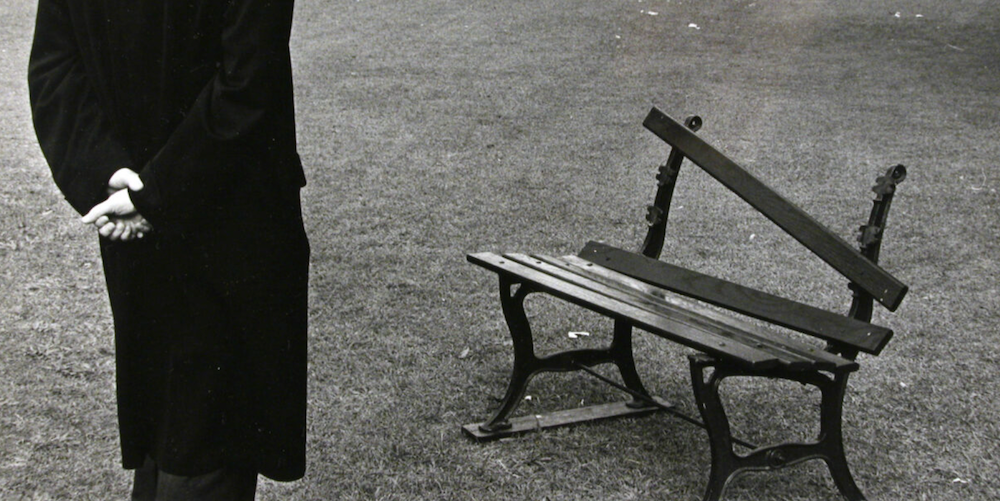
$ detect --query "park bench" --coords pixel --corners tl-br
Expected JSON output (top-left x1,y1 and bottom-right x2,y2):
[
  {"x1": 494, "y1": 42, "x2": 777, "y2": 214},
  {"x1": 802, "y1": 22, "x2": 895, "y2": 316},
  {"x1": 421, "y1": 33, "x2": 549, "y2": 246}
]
[{"x1": 463, "y1": 108, "x2": 908, "y2": 501}]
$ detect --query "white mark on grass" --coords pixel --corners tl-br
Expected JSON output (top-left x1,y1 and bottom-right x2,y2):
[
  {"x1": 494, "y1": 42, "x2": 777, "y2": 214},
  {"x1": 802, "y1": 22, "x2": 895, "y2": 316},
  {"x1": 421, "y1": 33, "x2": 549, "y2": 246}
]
[
  {"x1": 688, "y1": 23, "x2": 701, "y2": 30},
  {"x1": 567, "y1": 331, "x2": 590, "y2": 339},
  {"x1": 458, "y1": 348, "x2": 470, "y2": 359}
]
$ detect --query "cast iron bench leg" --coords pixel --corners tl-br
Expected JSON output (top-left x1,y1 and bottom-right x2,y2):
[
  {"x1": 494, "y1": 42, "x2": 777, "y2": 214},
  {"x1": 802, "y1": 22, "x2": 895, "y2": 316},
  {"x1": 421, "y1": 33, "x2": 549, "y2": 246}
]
[
  {"x1": 689, "y1": 355, "x2": 741, "y2": 501},
  {"x1": 819, "y1": 372, "x2": 866, "y2": 501},
  {"x1": 689, "y1": 355, "x2": 866, "y2": 501},
  {"x1": 479, "y1": 277, "x2": 537, "y2": 433},
  {"x1": 479, "y1": 277, "x2": 656, "y2": 434},
  {"x1": 611, "y1": 320, "x2": 654, "y2": 409}
]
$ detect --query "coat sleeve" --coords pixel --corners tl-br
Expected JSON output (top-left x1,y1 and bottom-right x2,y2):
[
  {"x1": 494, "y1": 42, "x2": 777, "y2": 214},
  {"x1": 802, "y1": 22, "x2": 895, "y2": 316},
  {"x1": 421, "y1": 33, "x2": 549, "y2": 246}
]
[
  {"x1": 28, "y1": 0, "x2": 135, "y2": 216},
  {"x1": 128, "y1": 0, "x2": 298, "y2": 231}
]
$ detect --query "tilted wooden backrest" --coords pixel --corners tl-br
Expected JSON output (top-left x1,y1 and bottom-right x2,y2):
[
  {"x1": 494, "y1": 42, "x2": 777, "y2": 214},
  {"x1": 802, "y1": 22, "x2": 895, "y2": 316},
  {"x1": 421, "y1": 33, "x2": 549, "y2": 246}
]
[{"x1": 641, "y1": 108, "x2": 908, "y2": 311}]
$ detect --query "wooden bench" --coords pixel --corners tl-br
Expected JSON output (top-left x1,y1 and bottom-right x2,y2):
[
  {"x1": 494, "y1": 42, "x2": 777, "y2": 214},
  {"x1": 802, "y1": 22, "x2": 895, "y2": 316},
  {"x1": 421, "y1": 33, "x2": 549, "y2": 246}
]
[{"x1": 463, "y1": 108, "x2": 909, "y2": 501}]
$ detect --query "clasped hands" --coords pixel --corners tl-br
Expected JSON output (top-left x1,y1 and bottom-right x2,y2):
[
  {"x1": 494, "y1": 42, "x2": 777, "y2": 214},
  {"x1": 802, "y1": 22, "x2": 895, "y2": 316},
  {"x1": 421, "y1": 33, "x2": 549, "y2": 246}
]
[{"x1": 81, "y1": 168, "x2": 153, "y2": 242}]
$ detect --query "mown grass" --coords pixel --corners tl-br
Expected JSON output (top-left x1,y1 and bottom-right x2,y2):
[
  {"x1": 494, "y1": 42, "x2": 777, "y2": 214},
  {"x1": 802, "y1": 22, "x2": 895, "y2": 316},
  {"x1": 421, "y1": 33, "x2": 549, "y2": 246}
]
[{"x1": 2, "y1": 0, "x2": 999, "y2": 499}]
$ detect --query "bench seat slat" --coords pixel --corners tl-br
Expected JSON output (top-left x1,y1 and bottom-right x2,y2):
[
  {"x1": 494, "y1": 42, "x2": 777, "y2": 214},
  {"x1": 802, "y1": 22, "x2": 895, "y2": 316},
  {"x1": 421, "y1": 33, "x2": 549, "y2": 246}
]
[
  {"x1": 526, "y1": 256, "x2": 851, "y2": 370},
  {"x1": 553, "y1": 255, "x2": 859, "y2": 372},
  {"x1": 579, "y1": 241, "x2": 892, "y2": 355},
  {"x1": 513, "y1": 254, "x2": 830, "y2": 371},
  {"x1": 468, "y1": 252, "x2": 783, "y2": 370},
  {"x1": 506, "y1": 253, "x2": 857, "y2": 372}
]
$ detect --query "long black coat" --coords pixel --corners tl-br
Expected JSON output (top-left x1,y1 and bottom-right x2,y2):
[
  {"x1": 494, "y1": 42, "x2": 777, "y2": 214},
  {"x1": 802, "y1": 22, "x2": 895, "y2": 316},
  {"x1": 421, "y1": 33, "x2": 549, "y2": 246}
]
[{"x1": 29, "y1": 0, "x2": 309, "y2": 481}]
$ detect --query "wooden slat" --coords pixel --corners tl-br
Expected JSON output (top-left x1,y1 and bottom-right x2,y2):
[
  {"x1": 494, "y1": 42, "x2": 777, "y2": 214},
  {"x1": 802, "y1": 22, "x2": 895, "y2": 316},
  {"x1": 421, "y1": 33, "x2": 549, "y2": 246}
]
[
  {"x1": 552, "y1": 255, "x2": 858, "y2": 372},
  {"x1": 467, "y1": 252, "x2": 782, "y2": 370},
  {"x1": 461, "y1": 397, "x2": 670, "y2": 441},
  {"x1": 578, "y1": 242, "x2": 893, "y2": 355},
  {"x1": 519, "y1": 254, "x2": 823, "y2": 371},
  {"x1": 505, "y1": 254, "x2": 818, "y2": 369},
  {"x1": 642, "y1": 107, "x2": 908, "y2": 311}
]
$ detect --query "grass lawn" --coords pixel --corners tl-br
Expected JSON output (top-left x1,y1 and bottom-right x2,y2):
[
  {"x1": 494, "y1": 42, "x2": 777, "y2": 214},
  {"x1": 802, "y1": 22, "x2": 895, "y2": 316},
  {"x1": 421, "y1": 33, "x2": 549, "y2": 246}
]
[{"x1": 2, "y1": 0, "x2": 999, "y2": 499}]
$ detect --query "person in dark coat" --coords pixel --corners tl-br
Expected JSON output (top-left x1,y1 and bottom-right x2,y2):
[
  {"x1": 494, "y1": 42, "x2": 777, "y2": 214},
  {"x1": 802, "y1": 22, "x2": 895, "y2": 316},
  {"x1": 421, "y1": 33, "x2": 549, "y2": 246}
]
[{"x1": 28, "y1": 0, "x2": 310, "y2": 497}]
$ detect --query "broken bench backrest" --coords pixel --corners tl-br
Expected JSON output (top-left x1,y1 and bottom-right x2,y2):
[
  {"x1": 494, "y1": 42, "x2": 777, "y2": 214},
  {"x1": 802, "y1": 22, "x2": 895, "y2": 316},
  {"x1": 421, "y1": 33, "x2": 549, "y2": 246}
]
[
  {"x1": 582, "y1": 108, "x2": 908, "y2": 357},
  {"x1": 641, "y1": 108, "x2": 907, "y2": 310}
]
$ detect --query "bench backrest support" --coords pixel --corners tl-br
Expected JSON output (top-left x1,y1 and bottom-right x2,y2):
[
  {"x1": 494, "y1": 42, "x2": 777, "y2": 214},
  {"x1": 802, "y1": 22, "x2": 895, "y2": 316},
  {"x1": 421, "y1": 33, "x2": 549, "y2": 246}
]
[
  {"x1": 640, "y1": 115, "x2": 702, "y2": 260},
  {"x1": 848, "y1": 164, "x2": 907, "y2": 325}
]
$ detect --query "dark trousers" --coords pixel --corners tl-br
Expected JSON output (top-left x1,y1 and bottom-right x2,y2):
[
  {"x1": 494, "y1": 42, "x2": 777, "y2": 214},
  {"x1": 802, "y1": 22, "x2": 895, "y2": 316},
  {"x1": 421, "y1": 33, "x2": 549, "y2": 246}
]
[{"x1": 131, "y1": 456, "x2": 257, "y2": 501}]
